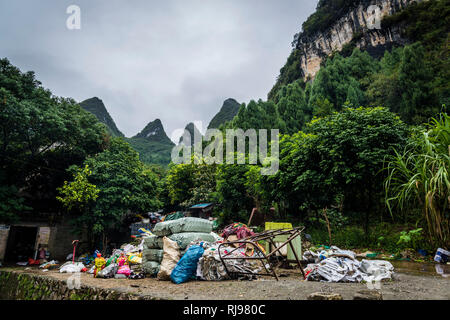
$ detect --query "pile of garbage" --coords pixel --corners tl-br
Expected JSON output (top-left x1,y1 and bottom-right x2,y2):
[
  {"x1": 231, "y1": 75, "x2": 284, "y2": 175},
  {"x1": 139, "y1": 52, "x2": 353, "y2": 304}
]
[
  {"x1": 55, "y1": 237, "x2": 148, "y2": 280},
  {"x1": 42, "y1": 219, "x2": 291, "y2": 283},
  {"x1": 141, "y1": 218, "x2": 269, "y2": 283},
  {"x1": 434, "y1": 248, "x2": 450, "y2": 264},
  {"x1": 197, "y1": 242, "x2": 267, "y2": 281},
  {"x1": 303, "y1": 246, "x2": 395, "y2": 284},
  {"x1": 142, "y1": 217, "x2": 218, "y2": 276}
]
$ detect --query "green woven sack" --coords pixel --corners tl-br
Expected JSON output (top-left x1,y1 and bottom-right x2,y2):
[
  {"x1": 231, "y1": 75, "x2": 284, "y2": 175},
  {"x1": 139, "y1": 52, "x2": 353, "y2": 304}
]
[
  {"x1": 153, "y1": 217, "x2": 213, "y2": 236},
  {"x1": 143, "y1": 248, "x2": 164, "y2": 262},
  {"x1": 142, "y1": 261, "x2": 160, "y2": 276},
  {"x1": 168, "y1": 232, "x2": 216, "y2": 250},
  {"x1": 143, "y1": 235, "x2": 163, "y2": 249}
]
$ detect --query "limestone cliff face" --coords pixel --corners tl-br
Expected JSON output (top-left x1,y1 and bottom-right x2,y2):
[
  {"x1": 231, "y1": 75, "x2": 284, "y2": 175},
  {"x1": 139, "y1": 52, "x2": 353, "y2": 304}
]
[{"x1": 296, "y1": 0, "x2": 424, "y2": 80}]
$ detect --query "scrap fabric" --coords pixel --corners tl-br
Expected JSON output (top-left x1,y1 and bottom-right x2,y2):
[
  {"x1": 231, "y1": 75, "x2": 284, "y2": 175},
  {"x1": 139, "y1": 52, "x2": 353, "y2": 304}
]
[
  {"x1": 221, "y1": 223, "x2": 255, "y2": 240},
  {"x1": 196, "y1": 242, "x2": 266, "y2": 281}
]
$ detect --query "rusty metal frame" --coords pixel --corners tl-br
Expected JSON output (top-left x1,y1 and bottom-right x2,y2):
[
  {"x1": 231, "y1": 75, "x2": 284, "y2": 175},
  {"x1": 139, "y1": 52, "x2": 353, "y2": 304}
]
[{"x1": 218, "y1": 227, "x2": 306, "y2": 281}]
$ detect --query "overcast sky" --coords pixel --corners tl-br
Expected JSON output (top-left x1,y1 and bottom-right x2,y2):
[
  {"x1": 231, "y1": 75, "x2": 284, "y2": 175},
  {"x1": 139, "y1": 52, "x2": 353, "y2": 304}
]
[{"x1": 0, "y1": 0, "x2": 316, "y2": 141}]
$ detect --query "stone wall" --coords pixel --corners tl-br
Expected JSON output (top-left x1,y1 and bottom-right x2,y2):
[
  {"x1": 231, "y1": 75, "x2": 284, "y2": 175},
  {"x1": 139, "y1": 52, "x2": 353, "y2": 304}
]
[
  {"x1": 47, "y1": 218, "x2": 83, "y2": 261},
  {"x1": 0, "y1": 226, "x2": 10, "y2": 261},
  {"x1": 0, "y1": 270, "x2": 151, "y2": 300}
]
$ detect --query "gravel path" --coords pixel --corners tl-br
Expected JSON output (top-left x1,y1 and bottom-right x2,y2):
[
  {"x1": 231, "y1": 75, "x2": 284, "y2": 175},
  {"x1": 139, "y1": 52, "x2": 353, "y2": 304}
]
[{"x1": 3, "y1": 266, "x2": 450, "y2": 300}]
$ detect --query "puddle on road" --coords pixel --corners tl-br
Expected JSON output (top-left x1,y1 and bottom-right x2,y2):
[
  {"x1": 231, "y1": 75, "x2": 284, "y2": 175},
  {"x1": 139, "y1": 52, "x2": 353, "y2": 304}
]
[{"x1": 391, "y1": 260, "x2": 450, "y2": 279}]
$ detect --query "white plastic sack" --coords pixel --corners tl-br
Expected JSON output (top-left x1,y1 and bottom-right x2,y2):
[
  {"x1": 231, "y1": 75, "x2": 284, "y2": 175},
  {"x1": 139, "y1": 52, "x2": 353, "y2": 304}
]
[
  {"x1": 210, "y1": 232, "x2": 223, "y2": 242},
  {"x1": 97, "y1": 263, "x2": 118, "y2": 278},
  {"x1": 121, "y1": 243, "x2": 138, "y2": 254},
  {"x1": 59, "y1": 262, "x2": 85, "y2": 273},
  {"x1": 315, "y1": 257, "x2": 363, "y2": 283},
  {"x1": 307, "y1": 255, "x2": 395, "y2": 283},
  {"x1": 359, "y1": 259, "x2": 394, "y2": 283},
  {"x1": 197, "y1": 246, "x2": 230, "y2": 281},
  {"x1": 137, "y1": 239, "x2": 145, "y2": 251},
  {"x1": 329, "y1": 246, "x2": 356, "y2": 260}
]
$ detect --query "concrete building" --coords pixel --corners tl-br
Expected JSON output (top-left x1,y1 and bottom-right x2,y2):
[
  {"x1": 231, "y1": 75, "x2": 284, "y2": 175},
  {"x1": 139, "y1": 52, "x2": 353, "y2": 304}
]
[{"x1": 0, "y1": 216, "x2": 82, "y2": 263}]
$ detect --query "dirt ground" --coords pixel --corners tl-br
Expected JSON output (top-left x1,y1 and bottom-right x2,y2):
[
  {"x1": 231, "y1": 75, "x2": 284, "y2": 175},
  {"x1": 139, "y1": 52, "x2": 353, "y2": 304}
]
[{"x1": 2, "y1": 266, "x2": 450, "y2": 300}]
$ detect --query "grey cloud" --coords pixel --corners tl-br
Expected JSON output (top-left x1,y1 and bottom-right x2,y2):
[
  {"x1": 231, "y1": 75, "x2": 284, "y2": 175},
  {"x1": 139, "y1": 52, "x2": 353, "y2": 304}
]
[{"x1": 0, "y1": 0, "x2": 316, "y2": 141}]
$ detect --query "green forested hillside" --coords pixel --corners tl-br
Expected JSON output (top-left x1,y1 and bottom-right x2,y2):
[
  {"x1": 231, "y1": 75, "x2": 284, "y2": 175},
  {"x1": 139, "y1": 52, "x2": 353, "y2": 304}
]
[
  {"x1": 80, "y1": 97, "x2": 124, "y2": 137},
  {"x1": 265, "y1": 0, "x2": 450, "y2": 126},
  {"x1": 179, "y1": 122, "x2": 203, "y2": 147},
  {"x1": 207, "y1": 98, "x2": 241, "y2": 129},
  {"x1": 270, "y1": 0, "x2": 450, "y2": 109},
  {"x1": 79, "y1": 98, "x2": 175, "y2": 166},
  {"x1": 127, "y1": 119, "x2": 175, "y2": 166}
]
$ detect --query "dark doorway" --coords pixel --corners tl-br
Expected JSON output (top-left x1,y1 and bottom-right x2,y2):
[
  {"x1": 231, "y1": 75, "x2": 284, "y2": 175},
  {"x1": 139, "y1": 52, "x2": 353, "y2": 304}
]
[{"x1": 5, "y1": 226, "x2": 38, "y2": 262}]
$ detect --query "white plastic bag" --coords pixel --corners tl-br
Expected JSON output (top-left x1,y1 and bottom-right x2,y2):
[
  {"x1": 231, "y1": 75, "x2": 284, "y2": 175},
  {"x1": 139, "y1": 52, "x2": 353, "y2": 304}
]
[
  {"x1": 59, "y1": 262, "x2": 85, "y2": 273},
  {"x1": 359, "y1": 259, "x2": 394, "y2": 283},
  {"x1": 97, "y1": 263, "x2": 118, "y2": 278}
]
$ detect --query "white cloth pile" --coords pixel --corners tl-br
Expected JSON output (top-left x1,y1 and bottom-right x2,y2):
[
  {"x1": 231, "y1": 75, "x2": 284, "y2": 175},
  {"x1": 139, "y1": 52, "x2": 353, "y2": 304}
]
[
  {"x1": 121, "y1": 240, "x2": 144, "y2": 254},
  {"x1": 304, "y1": 246, "x2": 394, "y2": 283}
]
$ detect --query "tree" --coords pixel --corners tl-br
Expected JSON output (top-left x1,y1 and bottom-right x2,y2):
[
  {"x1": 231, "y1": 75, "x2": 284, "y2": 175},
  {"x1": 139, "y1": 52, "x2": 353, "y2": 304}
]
[
  {"x1": 309, "y1": 49, "x2": 377, "y2": 113},
  {"x1": 306, "y1": 107, "x2": 409, "y2": 231},
  {"x1": 230, "y1": 99, "x2": 283, "y2": 131},
  {"x1": 165, "y1": 161, "x2": 217, "y2": 208},
  {"x1": 368, "y1": 44, "x2": 441, "y2": 124},
  {"x1": 385, "y1": 112, "x2": 449, "y2": 247},
  {"x1": 56, "y1": 165, "x2": 99, "y2": 212},
  {"x1": 0, "y1": 184, "x2": 31, "y2": 224},
  {"x1": 62, "y1": 138, "x2": 162, "y2": 249},
  {"x1": 397, "y1": 43, "x2": 439, "y2": 123},
  {"x1": 266, "y1": 107, "x2": 409, "y2": 231},
  {"x1": 215, "y1": 164, "x2": 255, "y2": 224},
  {"x1": 275, "y1": 80, "x2": 313, "y2": 134},
  {"x1": 165, "y1": 163, "x2": 196, "y2": 206},
  {"x1": 0, "y1": 58, "x2": 108, "y2": 220}
]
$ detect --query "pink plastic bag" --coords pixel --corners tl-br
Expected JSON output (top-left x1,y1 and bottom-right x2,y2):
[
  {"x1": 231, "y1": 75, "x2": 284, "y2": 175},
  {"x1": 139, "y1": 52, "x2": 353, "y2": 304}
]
[{"x1": 116, "y1": 256, "x2": 131, "y2": 276}]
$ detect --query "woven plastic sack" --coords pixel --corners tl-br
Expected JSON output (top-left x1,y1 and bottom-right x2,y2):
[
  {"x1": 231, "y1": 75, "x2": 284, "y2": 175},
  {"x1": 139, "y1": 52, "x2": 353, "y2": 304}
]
[
  {"x1": 164, "y1": 211, "x2": 185, "y2": 221},
  {"x1": 168, "y1": 232, "x2": 216, "y2": 250},
  {"x1": 142, "y1": 261, "x2": 160, "y2": 276},
  {"x1": 143, "y1": 249, "x2": 163, "y2": 262},
  {"x1": 143, "y1": 235, "x2": 164, "y2": 249},
  {"x1": 153, "y1": 217, "x2": 213, "y2": 236},
  {"x1": 157, "y1": 237, "x2": 181, "y2": 280},
  {"x1": 170, "y1": 245, "x2": 205, "y2": 284}
]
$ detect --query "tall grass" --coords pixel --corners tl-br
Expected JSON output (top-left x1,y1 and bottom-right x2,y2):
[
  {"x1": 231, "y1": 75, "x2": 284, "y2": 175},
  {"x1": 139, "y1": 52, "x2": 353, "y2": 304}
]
[{"x1": 385, "y1": 112, "x2": 449, "y2": 247}]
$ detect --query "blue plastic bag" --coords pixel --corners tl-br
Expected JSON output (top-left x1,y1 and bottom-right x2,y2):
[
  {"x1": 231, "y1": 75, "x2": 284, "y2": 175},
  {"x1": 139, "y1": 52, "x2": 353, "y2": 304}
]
[{"x1": 170, "y1": 245, "x2": 205, "y2": 284}]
